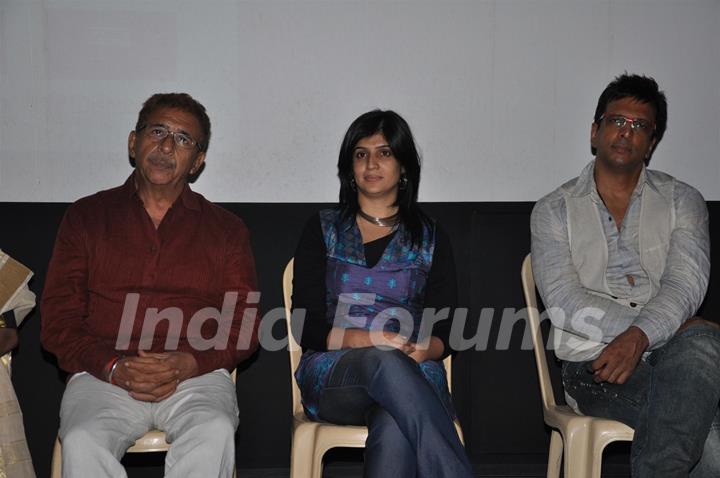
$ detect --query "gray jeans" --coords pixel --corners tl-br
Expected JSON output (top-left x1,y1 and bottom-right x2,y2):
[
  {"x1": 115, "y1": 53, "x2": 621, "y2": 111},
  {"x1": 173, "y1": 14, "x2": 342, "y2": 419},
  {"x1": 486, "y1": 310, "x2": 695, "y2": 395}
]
[{"x1": 562, "y1": 322, "x2": 720, "y2": 477}]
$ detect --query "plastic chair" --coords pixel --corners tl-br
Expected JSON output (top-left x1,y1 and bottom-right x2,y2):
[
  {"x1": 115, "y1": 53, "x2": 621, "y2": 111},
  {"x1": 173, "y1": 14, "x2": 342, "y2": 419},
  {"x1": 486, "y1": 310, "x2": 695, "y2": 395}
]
[
  {"x1": 50, "y1": 371, "x2": 237, "y2": 477},
  {"x1": 1, "y1": 352, "x2": 10, "y2": 373},
  {"x1": 283, "y1": 258, "x2": 464, "y2": 478},
  {"x1": 521, "y1": 254, "x2": 634, "y2": 478}
]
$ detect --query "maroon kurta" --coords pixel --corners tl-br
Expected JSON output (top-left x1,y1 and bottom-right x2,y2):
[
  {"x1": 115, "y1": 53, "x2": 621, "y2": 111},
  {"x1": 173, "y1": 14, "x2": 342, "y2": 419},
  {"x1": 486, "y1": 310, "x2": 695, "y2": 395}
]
[{"x1": 41, "y1": 175, "x2": 259, "y2": 379}]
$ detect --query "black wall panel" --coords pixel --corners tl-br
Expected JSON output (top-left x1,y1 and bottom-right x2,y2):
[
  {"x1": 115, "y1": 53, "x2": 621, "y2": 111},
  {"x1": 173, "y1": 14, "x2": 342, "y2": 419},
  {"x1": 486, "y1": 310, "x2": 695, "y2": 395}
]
[{"x1": 1, "y1": 201, "x2": 717, "y2": 477}]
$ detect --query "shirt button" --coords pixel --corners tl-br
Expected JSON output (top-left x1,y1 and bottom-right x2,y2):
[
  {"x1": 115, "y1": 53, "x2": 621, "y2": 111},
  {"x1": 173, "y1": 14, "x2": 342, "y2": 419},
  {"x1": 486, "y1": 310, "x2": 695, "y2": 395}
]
[
  {"x1": 150, "y1": 245, "x2": 158, "y2": 254},
  {"x1": 630, "y1": 302, "x2": 637, "y2": 308}
]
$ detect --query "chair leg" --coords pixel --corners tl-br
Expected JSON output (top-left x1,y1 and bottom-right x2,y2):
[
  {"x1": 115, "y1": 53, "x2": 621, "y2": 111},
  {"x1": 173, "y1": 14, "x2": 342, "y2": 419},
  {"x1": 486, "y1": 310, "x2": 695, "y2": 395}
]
[
  {"x1": 546, "y1": 430, "x2": 563, "y2": 478},
  {"x1": 51, "y1": 436, "x2": 62, "y2": 478},
  {"x1": 290, "y1": 424, "x2": 318, "y2": 478},
  {"x1": 290, "y1": 444, "x2": 315, "y2": 478},
  {"x1": 562, "y1": 431, "x2": 591, "y2": 478},
  {"x1": 311, "y1": 445, "x2": 327, "y2": 478},
  {"x1": 454, "y1": 419, "x2": 465, "y2": 445}
]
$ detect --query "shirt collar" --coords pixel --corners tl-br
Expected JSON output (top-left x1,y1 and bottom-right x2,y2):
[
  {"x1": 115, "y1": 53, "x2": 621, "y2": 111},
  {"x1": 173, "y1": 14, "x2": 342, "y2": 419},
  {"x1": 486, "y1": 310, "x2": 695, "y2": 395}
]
[
  {"x1": 122, "y1": 172, "x2": 201, "y2": 211},
  {"x1": 570, "y1": 159, "x2": 647, "y2": 202}
]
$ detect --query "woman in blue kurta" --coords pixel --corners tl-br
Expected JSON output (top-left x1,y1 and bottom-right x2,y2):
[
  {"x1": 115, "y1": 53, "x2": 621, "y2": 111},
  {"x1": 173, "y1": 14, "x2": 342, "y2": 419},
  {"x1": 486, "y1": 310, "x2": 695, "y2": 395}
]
[{"x1": 292, "y1": 110, "x2": 472, "y2": 477}]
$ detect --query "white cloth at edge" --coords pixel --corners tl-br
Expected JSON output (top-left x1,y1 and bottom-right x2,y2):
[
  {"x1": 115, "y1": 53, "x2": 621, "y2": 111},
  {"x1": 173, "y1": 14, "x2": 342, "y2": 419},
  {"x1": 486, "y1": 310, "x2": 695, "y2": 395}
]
[{"x1": 0, "y1": 249, "x2": 37, "y2": 478}]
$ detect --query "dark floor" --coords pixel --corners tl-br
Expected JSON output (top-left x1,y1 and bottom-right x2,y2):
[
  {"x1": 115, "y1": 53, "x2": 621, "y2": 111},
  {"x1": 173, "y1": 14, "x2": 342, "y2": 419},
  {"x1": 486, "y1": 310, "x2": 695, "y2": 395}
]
[
  {"x1": 118, "y1": 436, "x2": 632, "y2": 477},
  {"x1": 122, "y1": 460, "x2": 631, "y2": 478},
  {"x1": 238, "y1": 463, "x2": 632, "y2": 477}
]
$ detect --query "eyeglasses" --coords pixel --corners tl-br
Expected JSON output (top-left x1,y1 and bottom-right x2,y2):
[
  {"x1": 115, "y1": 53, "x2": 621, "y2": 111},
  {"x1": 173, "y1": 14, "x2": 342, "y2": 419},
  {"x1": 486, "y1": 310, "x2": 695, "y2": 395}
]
[
  {"x1": 598, "y1": 114, "x2": 654, "y2": 135},
  {"x1": 137, "y1": 125, "x2": 202, "y2": 151}
]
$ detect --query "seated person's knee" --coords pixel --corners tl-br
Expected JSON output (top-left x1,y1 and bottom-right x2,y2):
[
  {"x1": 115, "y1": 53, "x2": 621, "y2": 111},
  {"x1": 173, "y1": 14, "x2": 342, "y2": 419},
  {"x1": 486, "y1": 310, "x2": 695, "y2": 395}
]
[
  {"x1": 191, "y1": 414, "x2": 236, "y2": 443},
  {"x1": 677, "y1": 317, "x2": 720, "y2": 334}
]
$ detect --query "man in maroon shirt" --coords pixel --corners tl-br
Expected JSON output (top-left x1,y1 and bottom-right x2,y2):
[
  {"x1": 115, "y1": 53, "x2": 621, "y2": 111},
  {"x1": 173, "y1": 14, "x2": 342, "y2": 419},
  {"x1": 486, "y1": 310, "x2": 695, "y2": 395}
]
[{"x1": 41, "y1": 93, "x2": 259, "y2": 477}]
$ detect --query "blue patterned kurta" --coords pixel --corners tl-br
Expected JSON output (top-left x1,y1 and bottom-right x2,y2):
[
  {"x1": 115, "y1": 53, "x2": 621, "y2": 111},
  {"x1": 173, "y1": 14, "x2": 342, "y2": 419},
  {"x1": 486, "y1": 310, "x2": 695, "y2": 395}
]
[{"x1": 295, "y1": 209, "x2": 453, "y2": 421}]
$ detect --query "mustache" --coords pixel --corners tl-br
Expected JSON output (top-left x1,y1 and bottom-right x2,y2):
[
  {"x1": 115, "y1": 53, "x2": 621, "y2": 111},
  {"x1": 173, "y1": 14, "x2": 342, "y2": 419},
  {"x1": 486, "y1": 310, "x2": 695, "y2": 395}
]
[
  {"x1": 612, "y1": 139, "x2": 632, "y2": 149},
  {"x1": 147, "y1": 155, "x2": 175, "y2": 169}
]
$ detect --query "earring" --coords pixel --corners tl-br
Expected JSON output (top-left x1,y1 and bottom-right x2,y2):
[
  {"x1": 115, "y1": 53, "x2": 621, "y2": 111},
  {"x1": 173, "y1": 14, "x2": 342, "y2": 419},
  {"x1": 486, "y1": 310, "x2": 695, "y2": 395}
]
[
  {"x1": 350, "y1": 178, "x2": 357, "y2": 191},
  {"x1": 399, "y1": 175, "x2": 408, "y2": 190}
]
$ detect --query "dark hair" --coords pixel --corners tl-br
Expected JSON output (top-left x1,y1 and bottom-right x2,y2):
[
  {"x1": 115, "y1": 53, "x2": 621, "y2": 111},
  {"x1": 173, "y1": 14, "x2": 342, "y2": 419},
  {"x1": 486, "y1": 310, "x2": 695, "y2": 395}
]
[
  {"x1": 592, "y1": 74, "x2": 667, "y2": 163},
  {"x1": 135, "y1": 93, "x2": 211, "y2": 152},
  {"x1": 337, "y1": 110, "x2": 430, "y2": 246}
]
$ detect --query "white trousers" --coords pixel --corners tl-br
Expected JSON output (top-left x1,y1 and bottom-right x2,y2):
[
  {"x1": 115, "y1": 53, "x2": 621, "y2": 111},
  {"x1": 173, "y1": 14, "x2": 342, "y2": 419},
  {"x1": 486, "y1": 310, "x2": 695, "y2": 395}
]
[{"x1": 59, "y1": 369, "x2": 238, "y2": 478}]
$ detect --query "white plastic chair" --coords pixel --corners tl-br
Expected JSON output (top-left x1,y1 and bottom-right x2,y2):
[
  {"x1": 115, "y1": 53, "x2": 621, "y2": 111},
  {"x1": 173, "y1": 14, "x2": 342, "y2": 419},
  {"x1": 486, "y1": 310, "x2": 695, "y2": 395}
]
[
  {"x1": 1, "y1": 352, "x2": 10, "y2": 373},
  {"x1": 50, "y1": 371, "x2": 237, "y2": 477},
  {"x1": 283, "y1": 258, "x2": 464, "y2": 478},
  {"x1": 521, "y1": 254, "x2": 634, "y2": 478}
]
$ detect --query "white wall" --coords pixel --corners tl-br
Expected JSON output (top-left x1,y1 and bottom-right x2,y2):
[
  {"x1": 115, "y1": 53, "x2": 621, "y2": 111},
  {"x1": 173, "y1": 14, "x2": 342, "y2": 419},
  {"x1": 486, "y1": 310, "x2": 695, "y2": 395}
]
[{"x1": 1, "y1": 0, "x2": 718, "y2": 202}]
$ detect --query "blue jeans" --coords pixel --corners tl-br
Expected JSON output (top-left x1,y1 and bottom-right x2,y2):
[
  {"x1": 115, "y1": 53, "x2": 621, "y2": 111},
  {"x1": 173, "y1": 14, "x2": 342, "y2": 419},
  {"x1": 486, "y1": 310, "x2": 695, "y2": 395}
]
[
  {"x1": 316, "y1": 347, "x2": 473, "y2": 478},
  {"x1": 562, "y1": 322, "x2": 720, "y2": 477}
]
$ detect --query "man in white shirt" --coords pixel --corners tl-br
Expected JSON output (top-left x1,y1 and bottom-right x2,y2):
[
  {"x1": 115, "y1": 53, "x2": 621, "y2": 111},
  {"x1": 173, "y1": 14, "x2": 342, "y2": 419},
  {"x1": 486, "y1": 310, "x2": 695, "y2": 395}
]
[{"x1": 531, "y1": 74, "x2": 720, "y2": 477}]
